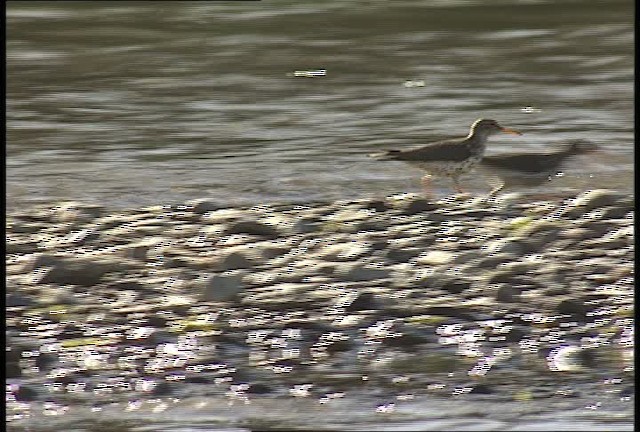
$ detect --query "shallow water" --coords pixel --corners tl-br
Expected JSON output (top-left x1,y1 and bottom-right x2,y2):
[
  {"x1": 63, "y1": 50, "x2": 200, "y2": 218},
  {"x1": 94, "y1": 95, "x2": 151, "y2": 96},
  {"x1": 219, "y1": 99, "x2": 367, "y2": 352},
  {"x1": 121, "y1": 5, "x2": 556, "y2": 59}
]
[
  {"x1": 6, "y1": 0, "x2": 634, "y2": 212},
  {"x1": 5, "y1": 1, "x2": 635, "y2": 431}
]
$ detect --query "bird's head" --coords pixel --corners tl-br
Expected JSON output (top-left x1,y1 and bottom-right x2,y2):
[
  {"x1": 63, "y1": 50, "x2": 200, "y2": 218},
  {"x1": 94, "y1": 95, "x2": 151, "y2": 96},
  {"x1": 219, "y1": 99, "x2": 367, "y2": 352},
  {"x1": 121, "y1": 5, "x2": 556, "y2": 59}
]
[{"x1": 470, "y1": 119, "x2": 522, "y2": 138}]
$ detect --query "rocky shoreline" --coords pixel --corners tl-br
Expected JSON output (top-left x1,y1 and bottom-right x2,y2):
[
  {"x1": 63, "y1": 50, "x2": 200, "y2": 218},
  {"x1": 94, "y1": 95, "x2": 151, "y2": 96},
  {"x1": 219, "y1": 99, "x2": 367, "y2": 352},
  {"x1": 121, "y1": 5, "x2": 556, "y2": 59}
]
[{"x1": 6, "y1": 189, "x2": 634, "y2": 421}]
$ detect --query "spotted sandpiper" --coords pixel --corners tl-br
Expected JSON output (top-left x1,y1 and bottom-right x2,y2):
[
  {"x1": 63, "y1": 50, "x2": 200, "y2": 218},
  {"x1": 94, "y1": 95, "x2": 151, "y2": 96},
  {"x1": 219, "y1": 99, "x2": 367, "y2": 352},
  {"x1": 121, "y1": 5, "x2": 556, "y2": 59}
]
[
  {"x1": 370, "y1": 119, "x2": 522, "y2": 194},
  {"x1": 479, "y1": 139, "x2": 599, "y2": 195}
]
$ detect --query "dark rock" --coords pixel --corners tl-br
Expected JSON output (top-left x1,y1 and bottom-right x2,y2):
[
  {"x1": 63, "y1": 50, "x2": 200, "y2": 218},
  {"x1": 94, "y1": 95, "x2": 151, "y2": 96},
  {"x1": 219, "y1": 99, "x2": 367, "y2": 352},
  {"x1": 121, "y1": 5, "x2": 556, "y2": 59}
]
[
  {"x1": 386, "y1": 247, "x2": 422, "y2": 262},
  {"x1": 14, "y1": 385, "x2": 39, "y2": 402},
  {"x1": 556, "y1": 298, "x2": 588, "y2": 319},
  {"x1": 470, "y1": 384, "x2": 494, "y2": 394},
  {"x1": 6, "y1": 362, "x2": 22, "y2": 379},
  {"x1": 152, "y1": 381, "x2": 174, "y2": 396},
  {"x1": 247, "y1": 383, "x2": 273, "y2": 394},
  {"x1": 344, "y1": 292, "x2": 378, "y2": 312},
  {"x1": 6, "y1": 293, "x2": 35, "y2": 307},
  {"x1": 224, "y1": 220, "x2": 281, "y2": 238},
  {"x1": 35, "y1": 353, "x2": 58, "y2": 371},
  {"x1": 261, "y1": 246, "x2": 290, "y2": 259},
  {"x1": 401, "y1": 199, "x2": 438, "y2": 215},
  {"x1": 437, "y1": 278, "x2": 472, "y2": 294},
  {"x1": 364, "y1": 199, "x2": 391, "y2": 212},
  {"x1": 190, "y1": 200, "x2": 225, "y2": 215},
  {"x1": 219, "y1": 252, "x2": 255, "y2": 271},
  {"x1": 503, "y1": 325, "x2": 529, "y2": 342},
  {"x1": 37, "y1": 258, "x2": 123, "y2": 287},
  {"x1": 495, "y1": 285, "x2": 521, "y2": 302},
  {"x1": 6, "y1": 240, "x2": 39, "y2": 255},
  {"x1": 146, "y1": 314, "x2": 169, "y2": 328}
]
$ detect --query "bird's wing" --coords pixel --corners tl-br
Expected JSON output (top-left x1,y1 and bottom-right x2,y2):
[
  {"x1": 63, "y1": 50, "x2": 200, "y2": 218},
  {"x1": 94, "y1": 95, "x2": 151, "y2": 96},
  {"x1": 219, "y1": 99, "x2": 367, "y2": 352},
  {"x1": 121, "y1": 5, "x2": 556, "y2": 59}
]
[{"x1": 380, "y1": 138, "x2": 474, "y2": 162}]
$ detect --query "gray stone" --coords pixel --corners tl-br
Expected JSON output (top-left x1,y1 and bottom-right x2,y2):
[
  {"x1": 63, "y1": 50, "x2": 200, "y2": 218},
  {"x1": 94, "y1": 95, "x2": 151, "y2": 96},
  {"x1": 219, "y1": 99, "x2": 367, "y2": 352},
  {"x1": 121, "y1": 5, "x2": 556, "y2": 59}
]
[
  {"x1": 6, "y1": 240, "x2": 39, "y2": 255},
  {"x1": 336, "y1": 264, "x2": 391, "y2": 281},
  {"x1": 386, "y1": 247, "x2": 422, "y2": 263},
  {"x1": 6, "y1": 293, "x2": 35, "y2": 307},
  {"x1": 219, "y1": 251, "x2": 255, "y2": 271},
  {"x1": 201, "y1": 271, "x2": 245, "y2": 302},
  {"x1": 571, "y1": 189, "x2": 627, "y2": 210},
  {"x1": 495, "y1": 285, "x2": 521, "y2": 302},
  {"x1": 37, "y1": 258, "x2": 121, "y2": 286},
  {"x1": 483, "y1": 238, "x2": 525, "y2": 256}
]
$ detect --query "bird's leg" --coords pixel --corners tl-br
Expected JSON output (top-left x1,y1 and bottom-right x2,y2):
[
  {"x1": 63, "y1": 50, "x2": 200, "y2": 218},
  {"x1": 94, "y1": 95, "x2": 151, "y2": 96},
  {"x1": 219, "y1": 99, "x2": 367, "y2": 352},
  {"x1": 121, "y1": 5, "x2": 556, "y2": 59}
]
[
  {"x1": 453, "y1": 177, "x2": 465, "y2": 194},
  {"x1": 485, "y1": 176, "x2": 505, "y2": 198},
  {"x1": 421, "y1": 175, "x2": 434, "y2": 196}
]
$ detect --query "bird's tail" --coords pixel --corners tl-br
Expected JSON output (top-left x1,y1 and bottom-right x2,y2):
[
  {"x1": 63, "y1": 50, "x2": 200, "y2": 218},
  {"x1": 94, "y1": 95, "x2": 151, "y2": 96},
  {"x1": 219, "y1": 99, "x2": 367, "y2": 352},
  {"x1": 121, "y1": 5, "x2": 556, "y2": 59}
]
[
  {"x1": 562, "y1": 139, "x2": 598, "y2": 154},
  {"x1": 368, "y1": 149, "x2": 402, "y2": 160}
]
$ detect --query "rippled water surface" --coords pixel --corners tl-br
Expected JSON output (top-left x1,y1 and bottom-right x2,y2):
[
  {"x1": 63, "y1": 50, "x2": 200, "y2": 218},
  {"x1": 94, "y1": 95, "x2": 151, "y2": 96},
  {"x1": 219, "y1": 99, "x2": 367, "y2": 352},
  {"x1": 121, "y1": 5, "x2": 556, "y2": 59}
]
[
  {"x1": 6, "y1": 0, "x2": 633, "y2": 211},
  {"x1": 5, "y1": 1, "x2": 634, "y2": 431}
]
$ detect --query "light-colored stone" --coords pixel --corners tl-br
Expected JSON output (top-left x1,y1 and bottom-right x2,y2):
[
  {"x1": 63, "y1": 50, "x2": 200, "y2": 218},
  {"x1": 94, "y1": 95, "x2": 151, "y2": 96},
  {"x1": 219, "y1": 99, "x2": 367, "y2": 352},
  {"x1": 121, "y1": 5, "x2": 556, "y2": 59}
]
[{"x1": 415, "y1": 250, "x2": 455, "y2": 266}]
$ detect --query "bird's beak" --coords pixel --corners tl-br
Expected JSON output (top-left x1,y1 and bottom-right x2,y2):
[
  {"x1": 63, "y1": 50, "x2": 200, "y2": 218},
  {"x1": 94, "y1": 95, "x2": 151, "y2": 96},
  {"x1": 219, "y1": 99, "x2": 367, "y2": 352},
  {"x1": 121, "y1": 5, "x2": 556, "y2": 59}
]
[{"x1": 500, "y1": 127, "x2": 522, "y2": 136}]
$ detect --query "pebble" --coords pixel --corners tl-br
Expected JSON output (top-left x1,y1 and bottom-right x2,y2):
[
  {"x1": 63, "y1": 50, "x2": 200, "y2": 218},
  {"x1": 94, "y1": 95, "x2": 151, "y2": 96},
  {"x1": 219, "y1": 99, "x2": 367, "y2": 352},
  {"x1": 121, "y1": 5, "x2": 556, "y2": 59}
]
[
  {"x1": 200, "y1": 271, "x2": 246, "y2": 302},
  {"x1": 4, "y1": 190, "x2": 634, "y2": 415},
  {"x1": 415, "y1": 251, "x2": 455, "y2": 266},
  {"x1": 335, "y1": 263, "x2": 392, "y2": 281}
]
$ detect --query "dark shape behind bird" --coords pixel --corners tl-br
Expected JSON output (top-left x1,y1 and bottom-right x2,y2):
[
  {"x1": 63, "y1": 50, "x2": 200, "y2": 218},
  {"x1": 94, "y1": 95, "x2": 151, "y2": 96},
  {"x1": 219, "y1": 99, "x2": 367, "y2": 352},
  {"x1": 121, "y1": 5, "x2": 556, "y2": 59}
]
[{"x1": 479, "y1": 139, "x2": 599, "y2": 194}]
